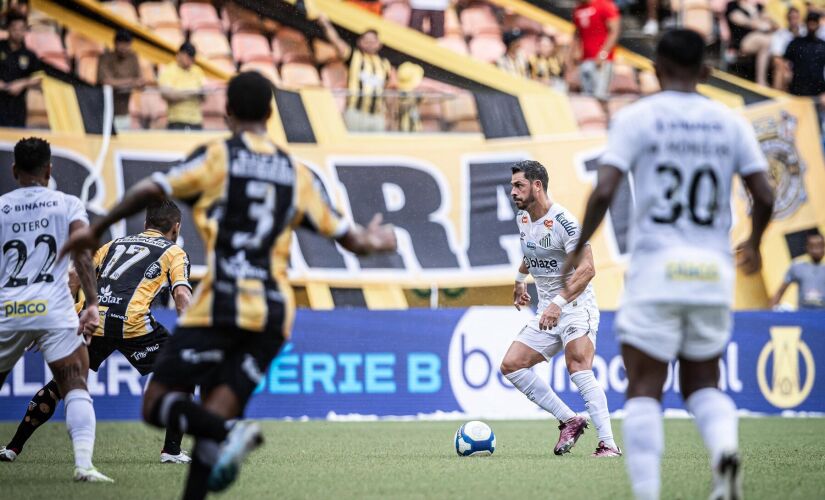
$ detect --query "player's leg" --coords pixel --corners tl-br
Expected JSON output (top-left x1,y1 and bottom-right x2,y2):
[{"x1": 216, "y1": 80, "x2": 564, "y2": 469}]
[
  {"x1": 42, "y1": 329, "x2": 113, "y2": 482},
  {"x1": 564, "y1": 334, "x2": 619, "y2": 455},
  {"x1": 680, "y1": 306, "x2": 740, "y2": 500},
  {"x1": 0, "y1": 330, "x2": 36, "y2": 462},
  {"x1": 616, "y1": 303, "x2": 681, "y2": 500}
]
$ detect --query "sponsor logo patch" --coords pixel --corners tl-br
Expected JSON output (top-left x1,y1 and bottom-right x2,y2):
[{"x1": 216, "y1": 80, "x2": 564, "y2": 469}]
[
  {"x1": 144, "y1": 262, "x2": 162, "y2": 280},
  {"x1": 3, "y1": 300, "x2": 48, "y2": 318},
  {"x1": 98, "y1": 285, "x2": 124, "y2": 305}
]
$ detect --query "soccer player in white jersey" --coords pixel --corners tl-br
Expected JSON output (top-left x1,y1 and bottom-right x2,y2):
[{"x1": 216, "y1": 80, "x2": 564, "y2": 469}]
[
  {"x1": 563, "y1": 30, "x2": 775, "y2": 500},
  {"x1": 0, "y1": 138, "x2": 113, "y2": 483},
  {"x1": 500, "y1": 160, "x2": 620, "y2": 458}
]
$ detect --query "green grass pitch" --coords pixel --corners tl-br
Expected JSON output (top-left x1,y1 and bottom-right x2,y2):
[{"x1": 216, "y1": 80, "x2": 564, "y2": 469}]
[{"x1": 2, "y1": 418, "x2": 823, "y2": 499}]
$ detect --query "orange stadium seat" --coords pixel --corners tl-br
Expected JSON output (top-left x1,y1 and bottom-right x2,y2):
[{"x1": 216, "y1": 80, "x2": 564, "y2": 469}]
[
  {"x1": 607, "y1": 94, "x2": 639, "y2": 116},
  {"x1": 140, "y1": 58, "x2": 157, "y2": 85},
  {"x1": 639, "y1": 70, "x2": 660, "y2": 94},
  {"x1": 179, "y1": 2, "x2": 222, "y2": 32},
  {"x1": 155, "y1": 26, "x2": 184, "y2": 48},
  {"x1": 76, "y1": 55, "x2": 99, "y2": 83},
  {"x1": 444, "y1": 7, "x2": 463, "y2": 36},
  {"x1": 239, "y1": 61, "x2": 281, "y2": 84},
  {"x1": 65, "y1": 32, "x2": 104, "y2": 60},
  {"x1": 103, "y1": 1, "x2": 139, "y2": 23},
  {"x1": 139, "y1": 1, "x2": 180, "y2": 29},
  {"x1": 280, "y1": 62, "x2": 321, "y2": 87},
  {"x1": 26, "y1": 88, "x2": 49, "y2": 129},
  {"x1": 313, "y1": 39, "x2": 340, "y2": 65},
  {"x1": 437, "y1": 35, "x2": 469, "y2": 56},
  {"x1": 273, "y1": 29, "x2": 313, "y2": 64},
  {"x1": 609, "y1": 64, "x2": 640, "y2": 94},
  {"x1": 131, "y1": 90, "x2": 167, "y2": 129},
  {"x1": 202, "y1": 83, "x2": 227, "y2": 130},
  {"x1": 450, "y1": 119, "x2": 481, "y2": 132},
  {"x1": 320, "y1": 61, "x2": 348, "y2": 89},
  {"x1": 383, "y1": 2, "x2": 411, "y2": 26},
  {"x1": 191, "y1": 30, "x2": 232, "y2": 64},
  {"x1": 460, "y1": 4, "x2": 501, "y2": 37},
  {"x1": 442, "y1": 91, "x2": 477, "y2": 124},
  {"x1": 25, "y1": 31, "x2": 70, "y2": 72},
  {"x1": 468, "y1": 34, "x2": 505, "y2": 63},
  {"x1": 231, "y1": 33, "x2": 272, "y2": 64},
  {"x1": 570, "y1": 95, "x2": 607, "y2": 131}
]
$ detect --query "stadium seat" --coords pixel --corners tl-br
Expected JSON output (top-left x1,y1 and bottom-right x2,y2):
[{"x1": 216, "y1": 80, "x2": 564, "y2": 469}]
[
  {"x1": 103, "y1": 1, "x2": 139, "y2": 23},
  {"x1": 202, "y1": 83, "x2": 227, "y2": 130},
  {"x1": 76, "y1": 55, "x2": 99, "y2": 84},
  {"x1": 450, "y1": 118, "x2": 481, "y2": 133},
  {"x1": 639, "y1": 71, "x2": 660, "y2": 94},
  {"x1": 442, "y1": 91, "x2": 477, "y2": 123},
  {"x1": 679, "y1": 0, "x2": 715, "y2": 43},
  {"x1": 280, "y1": 62, "x2": 321, "y2": 88},
  {"x1": 65, "y1": 32, "x2": 104, "y2": 60},
  {"x1": 437, "y1": 35, "x2": 470, "y2": 56},
  {"x1": 240, "y1": 61, "x2": 281, "y2": 84},
  {"x1": 609, "y1": 64, "x2": 640, "y2": 94},
  {"x1": 25, "y1": 31, "x2": 70, "y2": 72},
  {"x1": 191, "y1": 30, "x2": 232, "y2": 62},
  {"x1": 460, "y1": 4, "x2": 501, "y2": 37},
  {"x1": 383, "y1": 2, "x2": 411, "y2": 26},
  {"x1": 569, "y1": 95, "x2": 607, "y2": 131},
  {"x1": 155, "y1": 26, "x2": 185, "y2": 48},
  {"x1": 420, "y1": 118, "x2": 442, "y2": 132},
  {"x1": 26, "y1": 88, "x2": 49, "y2": 129},
  {"x1": 179, "y1": 2, "x2": 222, "y2": 32},
  {"x1": 273, "y1": 29, "x2": 313, "y2": 64},
  {"x1": 444, "y1": 7, "x2": 463, "y2": 36},
  {"x1": 139, "y1": 1, "x2": 180, "y2": 29},
  {"x1": 28, "y1": 11, "x2": 59, "y2": 34},
  {"x1": 231, "y1": 33, "x2": 272, "y2": 64},
  {"x1": 131, "y1": 89, "x2": 167, "y2": 129},
  {"x1": 140, "y1": 58, "x2": 157, "y2": 85},
  {"x1": 607, "y1": 95, "x2": 639, "y2": 116},
  {"x1": 320, "y1": 61, "x2": 348, "y2": 89},
  {"x1": 313, "y1": 39, "x2": 340, "y2": 65},
  {"x1": 468, "y1": 34, "x2": 506, "y2": 63}
]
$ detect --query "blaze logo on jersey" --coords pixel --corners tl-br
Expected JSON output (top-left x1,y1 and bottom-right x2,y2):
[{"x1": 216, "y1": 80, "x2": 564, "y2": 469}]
[
  {"x1": 554, "y1": 213, "x2": 575, "y2": 236},
  {"x1": 144, "y1": 262, "x2": 162, "y2": 280},
  {"x1": 3, "y1": 300, "x2": 47, "y2": 317},
  {"x1": 524, "y1": 257, "x2": 558, "y2": 269},
  {"x1": 98, "y1": 285, "x2": 124, "y2": 305}
]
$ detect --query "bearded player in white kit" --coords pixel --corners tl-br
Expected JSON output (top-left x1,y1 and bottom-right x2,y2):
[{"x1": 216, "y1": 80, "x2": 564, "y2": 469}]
[
  {"x1": 564, "y1": 30, "x2": 775, "y2": 499},
  {"x1": 0, "y1": 138, "x2": 113, "y2": 482},
  {"x1": 500, "y1": 159, "x2": 620, "y2": 458}
]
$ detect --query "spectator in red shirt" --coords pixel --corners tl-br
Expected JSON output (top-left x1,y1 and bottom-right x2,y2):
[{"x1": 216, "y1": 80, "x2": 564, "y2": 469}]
[{"x1": 572, "y1": 0, "x2": 620, "y2": 107}]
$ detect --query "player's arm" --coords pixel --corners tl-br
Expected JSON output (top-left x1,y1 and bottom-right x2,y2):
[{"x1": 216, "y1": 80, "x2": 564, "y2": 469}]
[
  {"x1": 513, "y1": 260, "x2": 531, "y2": 311},
  {"x1": 599, "y1": 8, "x2": 621, "y2": 60},
  {"x1": 337, "y1": 215, "x2": 396, "y2": 255},
  {"x1": 560, "y1": 245, "x2": 596, "y2": 302},
  {"x1": 69, "y1": 220, "x2": 99, "y2": 338},
  {"x1": 173, "y1": 286, "x2": 192, "y2": 315},
  {"x1": 168, "y1": 248, "x2": 193, "y2": 316},
  {"x1": 737, "y1": 171, "x2": 774, "y2": 274},
  {"x1": 768, "y1": 281, "x2": 792, "y2": 308},
  {"x1": 573, "y1": 165, "x2": 624, "y2": 258}
]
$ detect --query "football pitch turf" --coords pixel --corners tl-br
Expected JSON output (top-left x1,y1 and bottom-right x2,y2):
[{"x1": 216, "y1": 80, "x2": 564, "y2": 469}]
[{"x1": 2, "y1": 418, "x2": 823, "y2": 499}]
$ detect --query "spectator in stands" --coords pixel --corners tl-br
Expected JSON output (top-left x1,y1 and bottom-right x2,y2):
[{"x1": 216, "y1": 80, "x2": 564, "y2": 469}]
[
  {"x1": 409, "y1": 0, "x2": 449, "y2": 38},
  {"x1": 0, "y1": 11, "x2": 41, "y2": 128},
  {"x1": 572, "y1": 0, "x2": 620, "y2": 107},
  {"x1": 642, "y1": 0, "x2": 660, "y2": 36},
  {"x1": 158, "y1": 42, "x2": 205, "y2": 130},
  {"x1": 397, "y1": 61, "x2": 424, "y2": 132},
  {"x1": 769, "y1": 232, "x2": 825, "y2": 309},
  {"x1": 725, "y1": 0, "x2": 776, "y2": 87},
  {"x1": 320, "y1": 15, "x2": 394, "y2": 132},
  {"x1": 497, "y1": 29, "x2": 528, "y2": 77},
  {"x1": 97, "y1": 29, "x2": 143, "y2": 132},
  {"x1": 771, "y1": 7, "x2": 804, "y2": 90},
  {"x1": 784, "y1": 12, "x2": 825, "y2": 96},
  {"x1": 528, "y1": 33, "x2": 565, "y2": 91}
]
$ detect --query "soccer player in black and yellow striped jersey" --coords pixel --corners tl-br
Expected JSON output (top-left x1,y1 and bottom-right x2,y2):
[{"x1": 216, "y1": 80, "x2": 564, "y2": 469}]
[
  {"x1": 61, "y1": 71, "x2": 397, "y2": 499},
  {"x1": 1, "y1": 200, "x2": 194, "y2": 464}
]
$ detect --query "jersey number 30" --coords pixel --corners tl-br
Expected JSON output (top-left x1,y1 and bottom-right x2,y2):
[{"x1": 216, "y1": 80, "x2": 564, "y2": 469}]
[{"x1": 651, "y1": 165, "x2": 720, "y2": 226}]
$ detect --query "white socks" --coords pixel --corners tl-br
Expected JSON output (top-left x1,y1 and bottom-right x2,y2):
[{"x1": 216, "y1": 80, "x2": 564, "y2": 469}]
[
  {"x1": 570, "y1": 370, "x2": 616, "y2": 449},
  {"x1": 505, "y1": 368, "x2": 576, "y2": 422},
  {"x1": 686, "y1": 388, "x2": 738, "y2": 469},
  {"x1": 623, "y1": 397, "x2": 663, "y2": 500},
  {"x1": 64, "y1": 389, "x2": 96, "y2": 469}
]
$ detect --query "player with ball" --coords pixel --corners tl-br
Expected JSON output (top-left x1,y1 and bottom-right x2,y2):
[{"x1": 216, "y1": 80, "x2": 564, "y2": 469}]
[{"x1": 499, "y1": 160, "x2": 620, "y2": 458}]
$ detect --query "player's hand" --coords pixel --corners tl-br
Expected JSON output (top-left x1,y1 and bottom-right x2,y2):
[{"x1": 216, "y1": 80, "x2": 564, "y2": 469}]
[
  {"x1": 539, "y1": 303, "x2": 561, "y2": 330},
  {"x1": 78, "y1": 304, "x2": 99, "y2": 339},
  {"x1": 59, "y1": 225, "x2": 100, "y2": 261},
  {"x1": 365, "y1": 213, "x2": 397, "y2": 252},
  {"x1": 735, "y1": 240, "x2": 762, "y2": 275},
  {"x1": 513, "y1": 282, "x2": 531, "y2": 310}
]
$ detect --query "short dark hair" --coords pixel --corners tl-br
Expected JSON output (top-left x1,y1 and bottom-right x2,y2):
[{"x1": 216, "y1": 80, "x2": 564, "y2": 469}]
[
  {"x1": 656, "y1": 29, "x2": 705, "y2": 74},
  {"x1": 787, "y1": 6, "x2": 800, "y2": 16},
  {"x1": 115, "y1": 28, "x2": 133, "y2": 43},
  {"x1": 511, "y1": 160, "x2": 549, "y2": 192},
  {"x1": 145, "y1": 198, "x2": 181, "y2": 233},
  {"x1": 806, "y1": 11, "x2": 821, "y2": 24},
  {"x1": 227, "y1": 71, "x2": 273, "y2": 121},
  {"x1": 5, "y1": 11, "x2": 27, "y2": 28},
  {"x1": 14, "y1": 137, "x2": 51, "y2": 175},
  {"x1": 178, "y1": 41, "x2": 196, "y2": 58}
]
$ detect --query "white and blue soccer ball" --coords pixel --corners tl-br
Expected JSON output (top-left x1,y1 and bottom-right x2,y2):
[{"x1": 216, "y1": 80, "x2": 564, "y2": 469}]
[{"x1": 454, "y1": 420, "x2": 496, "y2": 457}]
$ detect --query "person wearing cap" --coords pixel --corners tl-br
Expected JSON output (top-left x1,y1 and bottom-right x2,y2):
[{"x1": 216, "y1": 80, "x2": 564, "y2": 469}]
[
  {"x1": 397, "y1": 62, "x2": 424, "y2": 132},
  {"x1": 497, "y1": 29, "x2": 528, "y2": 77},
  {"x1": 158, "y1": 42, "x2": 205, "y2": 130},
  {"x1": 97, "y1": 29, "x2": 143, "y2": 132}
]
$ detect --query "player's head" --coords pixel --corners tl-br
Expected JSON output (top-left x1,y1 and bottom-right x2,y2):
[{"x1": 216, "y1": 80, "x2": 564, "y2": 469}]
[
  {"x1": 654, "y1": 29, "x2": 709, "y2": 87},
  {"x1": 511, "y1": 160, "x2": 549, "y2": 210},
  {"x1": 145, "y1": 198, "x2": 182, "y2": 241},
  {"x1": 6, "y1": 11, "x2": 27, "y2": 45},
  {"x1": 12, "y1": 137, "x2": 51, "y2": 185},
  {"x1": 357, "y1": 29, "x2": 381, "y2": 55},
  {"x1": 114, "y1": 29, "x2": 133, "y2": 57},
  {"x1": 226, "y1": 71, "x2": 273, "y2": 127},
  {"x1": 177, "y1": 42, "x2": 196, "y2": 69},
  {"x1": 806, "y1": 232, "x2": 824, "y2": 262},
  {"x1": 805, "y1": 12, "x2": 821, "y2": 37}
]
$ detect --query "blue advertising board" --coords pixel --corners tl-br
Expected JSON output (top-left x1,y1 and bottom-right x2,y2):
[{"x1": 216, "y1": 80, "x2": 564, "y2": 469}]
[{"x1": 1, "y1": 308, "x2": 822, "y2": 421}]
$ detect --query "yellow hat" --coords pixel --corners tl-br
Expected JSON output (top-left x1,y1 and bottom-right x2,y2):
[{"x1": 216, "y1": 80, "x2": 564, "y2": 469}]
[{"x1": 397, "y1": 62, "x2": 424, "y2": 92}]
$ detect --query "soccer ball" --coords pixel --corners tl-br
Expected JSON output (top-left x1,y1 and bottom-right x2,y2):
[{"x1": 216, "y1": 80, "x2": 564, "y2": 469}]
[{"x1": 454, "y1": 420, "x2": 496, "y2": 457}]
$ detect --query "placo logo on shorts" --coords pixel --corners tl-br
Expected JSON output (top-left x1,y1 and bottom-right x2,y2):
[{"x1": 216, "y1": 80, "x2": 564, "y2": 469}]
[
  {"x1": 447, "y1": 307, "x2": 552, "y2": 418},
  {"x1": 757, "y1": 326, "x2": 814, "y2": 409},
  {"x1": 3, "y1": 300, "x2": 48, "y2": 317}
]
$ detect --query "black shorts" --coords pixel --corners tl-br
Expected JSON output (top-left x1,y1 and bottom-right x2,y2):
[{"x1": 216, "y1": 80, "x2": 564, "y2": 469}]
[
  {"x1": 151, "y1": 326, "x2": 284, "y2": 409},
  {"x1": 87, "y1": 325, "x2": 172, "y2": 376}
]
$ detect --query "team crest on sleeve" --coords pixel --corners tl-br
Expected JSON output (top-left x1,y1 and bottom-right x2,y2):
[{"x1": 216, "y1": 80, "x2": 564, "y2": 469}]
[{"x1": 144, "y1": 262, "x2": 162, "y2": 280}]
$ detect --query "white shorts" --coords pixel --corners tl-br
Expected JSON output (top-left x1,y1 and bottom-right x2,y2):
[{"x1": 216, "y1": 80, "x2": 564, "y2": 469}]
[
  {"x1": 516, "y1": 305, "x2": 599, "y2": 360},
  {"x1": 0, "y1": 329, "x2": 83, "y2": 373},
  {"x1": 615, "y1": 303, "x2": 731, "y2": 362}
]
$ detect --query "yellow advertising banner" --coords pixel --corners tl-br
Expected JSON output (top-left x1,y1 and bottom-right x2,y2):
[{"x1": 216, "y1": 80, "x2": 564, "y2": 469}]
[{"x1": 1, "y1": 97, "x2": 822, "y2": 310}]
